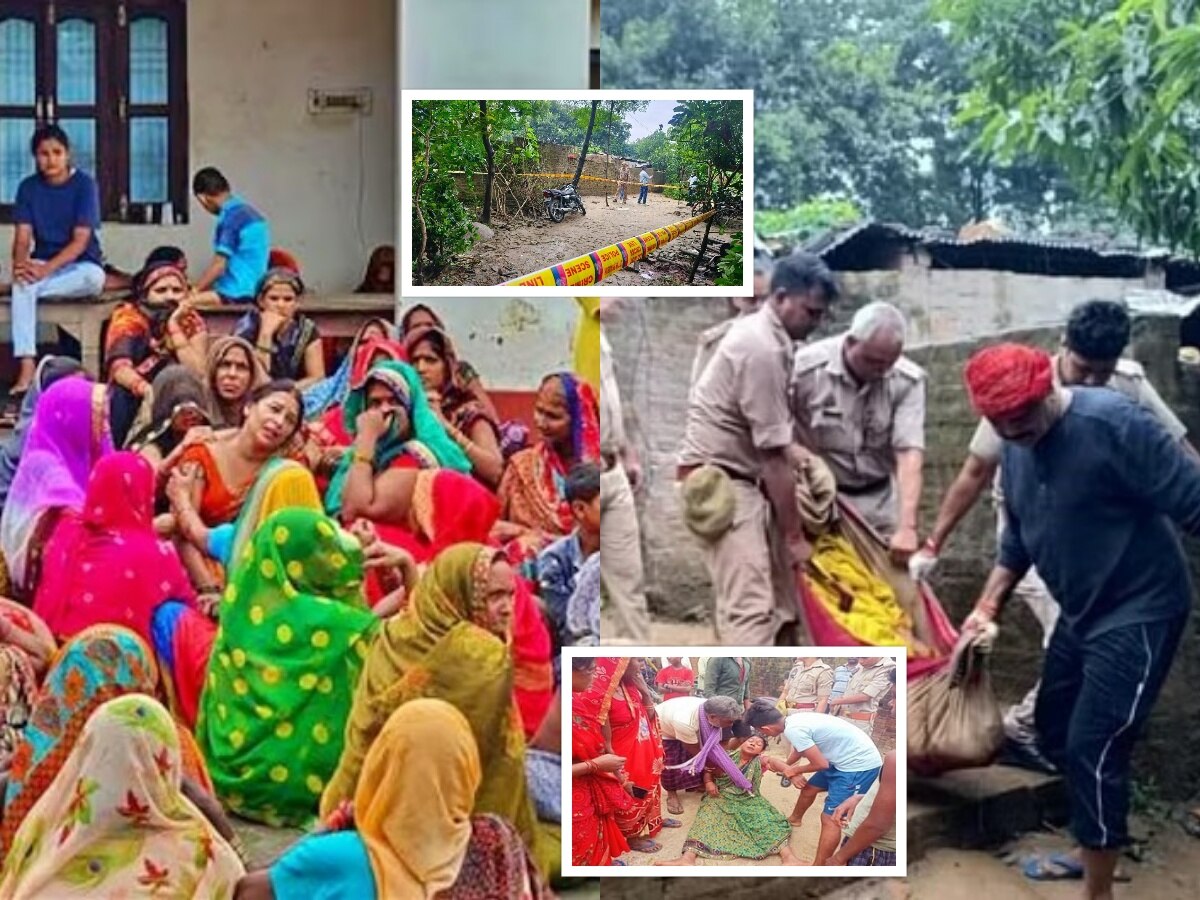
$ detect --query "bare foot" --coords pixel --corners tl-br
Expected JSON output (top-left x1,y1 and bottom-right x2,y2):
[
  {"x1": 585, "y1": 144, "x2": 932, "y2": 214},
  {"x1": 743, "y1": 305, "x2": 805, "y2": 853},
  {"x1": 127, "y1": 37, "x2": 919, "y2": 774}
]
[
  {"x1": 787, "y1": 815, "x2": 805, "y2": 826},
  {"x1": 779, "y1": 847, "x2": 806, "y2": 866}
]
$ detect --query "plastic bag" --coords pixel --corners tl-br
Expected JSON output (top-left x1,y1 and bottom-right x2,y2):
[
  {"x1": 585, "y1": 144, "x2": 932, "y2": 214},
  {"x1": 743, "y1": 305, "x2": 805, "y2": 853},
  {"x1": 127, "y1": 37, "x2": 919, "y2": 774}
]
[{"x1": 907, "y1": 634, "x2": 1004, "y2": 776}]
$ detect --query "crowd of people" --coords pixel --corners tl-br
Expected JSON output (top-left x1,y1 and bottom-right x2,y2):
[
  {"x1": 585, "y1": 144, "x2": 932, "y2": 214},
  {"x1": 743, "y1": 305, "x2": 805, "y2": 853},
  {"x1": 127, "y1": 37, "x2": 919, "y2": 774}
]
[
  {"x1": 570, "y1": 656, "x2": 897, "y2": 869},
  {"x1": 0, "y1": 128, "x2": 607, "y2": 898}
]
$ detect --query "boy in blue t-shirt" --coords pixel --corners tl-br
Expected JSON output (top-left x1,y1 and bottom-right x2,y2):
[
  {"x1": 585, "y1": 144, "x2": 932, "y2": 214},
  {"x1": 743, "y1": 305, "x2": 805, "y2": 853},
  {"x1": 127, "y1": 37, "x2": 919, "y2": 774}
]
[{"x1": 190, "y1": 166, "x2": 270, "y2": 305}]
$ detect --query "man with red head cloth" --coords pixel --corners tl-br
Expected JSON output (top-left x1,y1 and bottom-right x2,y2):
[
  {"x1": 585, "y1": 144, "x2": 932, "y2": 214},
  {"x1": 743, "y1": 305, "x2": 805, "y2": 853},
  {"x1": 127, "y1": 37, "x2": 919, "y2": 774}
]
[{"x1": 960, "y1": 342, "x2": 1200, "y2": 900}]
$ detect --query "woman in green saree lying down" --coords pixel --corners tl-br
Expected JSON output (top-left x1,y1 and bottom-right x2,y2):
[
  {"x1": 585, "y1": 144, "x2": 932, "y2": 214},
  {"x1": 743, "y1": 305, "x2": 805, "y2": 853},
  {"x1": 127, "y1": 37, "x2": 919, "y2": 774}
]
[
  {"x1": 195, "y1": 506, "x2": 379, "y2": 828},
  {"x1": 320, "y1": 542, "x2": 562, "y2": 884}
]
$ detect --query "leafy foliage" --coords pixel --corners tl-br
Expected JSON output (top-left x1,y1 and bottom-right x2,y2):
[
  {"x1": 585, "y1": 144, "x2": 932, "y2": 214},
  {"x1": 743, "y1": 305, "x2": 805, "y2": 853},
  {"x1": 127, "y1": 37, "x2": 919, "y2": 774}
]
[
  {"x1": 717, "y1": 231, "x2": 745, "y2": 286},
  {"x1": 938, "y1": 0, "x2": 1200, "y2": 254},
  {"x1": 757, "y1": 197, "x2": 864, "y2": 241}
]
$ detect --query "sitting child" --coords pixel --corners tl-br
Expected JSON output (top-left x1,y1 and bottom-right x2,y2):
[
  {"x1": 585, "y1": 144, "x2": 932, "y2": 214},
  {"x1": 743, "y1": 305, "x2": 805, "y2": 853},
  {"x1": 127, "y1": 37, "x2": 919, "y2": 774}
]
[
  {"x1": 656, "y1": 734, "x2": 800, "y2": 866},
  {"x1": 190, "y1": 166, "x2": 269, "y2": 305}
]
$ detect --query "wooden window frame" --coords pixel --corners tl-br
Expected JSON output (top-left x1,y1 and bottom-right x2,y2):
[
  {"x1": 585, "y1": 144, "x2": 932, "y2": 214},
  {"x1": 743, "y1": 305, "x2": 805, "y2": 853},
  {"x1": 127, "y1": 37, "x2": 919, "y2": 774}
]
[{"x1": 0, "y1": 0, "x2": 188, "y2": 225}]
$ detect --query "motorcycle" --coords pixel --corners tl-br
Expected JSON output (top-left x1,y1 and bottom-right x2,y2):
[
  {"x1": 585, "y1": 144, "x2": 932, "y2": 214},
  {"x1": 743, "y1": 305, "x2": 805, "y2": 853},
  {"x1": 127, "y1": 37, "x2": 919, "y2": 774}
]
[{"x1": 543, "y1": 182, "x2": 587, "y2": 222}]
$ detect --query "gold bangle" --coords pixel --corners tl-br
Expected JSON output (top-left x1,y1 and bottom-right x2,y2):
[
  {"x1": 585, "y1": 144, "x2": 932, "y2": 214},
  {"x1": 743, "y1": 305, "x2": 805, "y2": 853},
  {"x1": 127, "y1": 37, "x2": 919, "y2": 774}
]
[{"x1": 353, "y1": 450, "x2": 373, "y2": 467}]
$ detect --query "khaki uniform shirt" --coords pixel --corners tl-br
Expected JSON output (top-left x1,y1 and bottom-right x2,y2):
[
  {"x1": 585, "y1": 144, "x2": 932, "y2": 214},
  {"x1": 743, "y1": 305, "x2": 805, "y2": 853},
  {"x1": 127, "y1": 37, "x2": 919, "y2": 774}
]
[
  {"x1": 969, "y1": 355, "x2": 1187, "y2": 503},
  {"x1": 840, "y1": 658, "x2": 896, "y2": 719},
  {"x1": 689, "y1": 317, "x2": 737, "y2": 400},
  {"x1": 784, "y1": 660, "x2": 834, "y2": 708},
  {"x1": 678, "y1": 304, "x2": 794, "y2": 479},
  {"x1": 600, "y1": 330, "x2": 624, "y2": 456}
]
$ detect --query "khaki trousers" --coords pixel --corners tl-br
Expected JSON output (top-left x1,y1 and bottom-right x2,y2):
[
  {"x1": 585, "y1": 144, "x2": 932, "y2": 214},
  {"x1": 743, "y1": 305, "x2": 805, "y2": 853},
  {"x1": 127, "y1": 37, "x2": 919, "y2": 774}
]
[
  {"x1": 599, "y1": 463, "x2": 651, "y2": 642},
  {"x1": 698, "y1": 480, "x2": 799, "y2": 645}
]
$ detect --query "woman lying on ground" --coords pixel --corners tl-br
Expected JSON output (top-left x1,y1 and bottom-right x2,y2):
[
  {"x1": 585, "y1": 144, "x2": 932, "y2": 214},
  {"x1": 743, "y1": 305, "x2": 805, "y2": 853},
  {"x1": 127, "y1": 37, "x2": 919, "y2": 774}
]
[
  {"x1": 234, "y1": 699, "x2": 549, "y2": 900},
  {"x1": 206, "y1": 335, "x2": 268, "y2": 429},
  {"x1": 195, "y1": 508, "x2": 379, "y2": 828},
  {"x1": 320, "y1": 543, "x2": 560, "y2": 883},
  {"x1": 0, "y1": 625, "x2": 213, "y2": 854},
  {"x1": 0, "y1": 694, "x2": 245, "y2": 899},
  {"x1": 570, "y1": 656, "x2": 634, "y2": 866},
  {"x1": 32, "y1": 452, "x2": 196, "y2": 646},
  {"x1": 656, "y1": 694, "x2": 747, "y2": 817},
  {"x1": 165, "y1": 380, "x2": 304, "y2": 593},
  {"x1": 656, "y1": 734, "x2": 800, "y2": 866},
  {"x1": 497, "y1": 372, "x2": 601, "y2": 569},
  {"x1": 405, "y1": 325, "x2": 505, "y2": 488},
  {"x1": 105, "y1": 262, "x2": 208, "y2": 447},
  {"x1": 0, "y1": 378, "x2": 111, "y2": 602},
  {"x1": 233, "y1": 268, "x2": 325, "y2": 389},
  {"x1": 125, "y1": 365, "x2": 212, "y2": 469}
]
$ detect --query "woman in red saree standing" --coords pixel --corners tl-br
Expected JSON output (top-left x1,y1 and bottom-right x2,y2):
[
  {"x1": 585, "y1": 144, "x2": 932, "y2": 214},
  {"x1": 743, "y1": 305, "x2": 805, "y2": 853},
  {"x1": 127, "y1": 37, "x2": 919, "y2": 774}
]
[{"x1": 570, "y1": 657, "x2": 632, "y2": 866}]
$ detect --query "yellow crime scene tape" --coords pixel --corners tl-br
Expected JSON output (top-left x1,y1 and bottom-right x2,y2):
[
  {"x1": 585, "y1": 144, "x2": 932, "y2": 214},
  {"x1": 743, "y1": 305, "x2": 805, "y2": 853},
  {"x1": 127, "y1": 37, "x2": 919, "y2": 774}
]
[
  {"x1": 501, "y1": 210, "x2": 717, "y2": 287},
  {"x1": 450, "y1": 171, "x2": 688, "y2": 189}
]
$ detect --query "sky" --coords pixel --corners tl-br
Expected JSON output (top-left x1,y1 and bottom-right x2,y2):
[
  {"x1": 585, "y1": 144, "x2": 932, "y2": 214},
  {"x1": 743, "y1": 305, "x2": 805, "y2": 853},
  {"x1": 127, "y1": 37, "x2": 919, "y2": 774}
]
[{"x1": 625, "y1": 100, "x2": 680, "y2": 141}]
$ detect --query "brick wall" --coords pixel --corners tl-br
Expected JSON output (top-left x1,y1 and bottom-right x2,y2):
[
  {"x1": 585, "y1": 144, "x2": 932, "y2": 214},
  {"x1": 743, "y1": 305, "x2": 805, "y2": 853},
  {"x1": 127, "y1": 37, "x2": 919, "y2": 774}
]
[{"x1": 610, "y1": 302, "x2": 1200, "y2": 798}]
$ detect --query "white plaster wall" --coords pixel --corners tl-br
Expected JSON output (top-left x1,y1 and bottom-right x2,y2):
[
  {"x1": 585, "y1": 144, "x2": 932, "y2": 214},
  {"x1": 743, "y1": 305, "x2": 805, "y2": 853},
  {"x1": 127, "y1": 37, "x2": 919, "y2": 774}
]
[
  {"x1": 0, "y1": 0, "x2": 397, "y2": 294},
  {"x1": 397, "y1": 297, "x2": 578, "y2": 390}
]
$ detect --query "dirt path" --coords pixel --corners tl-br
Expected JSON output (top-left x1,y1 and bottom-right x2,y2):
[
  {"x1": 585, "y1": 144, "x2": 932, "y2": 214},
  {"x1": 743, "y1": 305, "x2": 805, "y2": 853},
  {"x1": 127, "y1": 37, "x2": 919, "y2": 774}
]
[
  {"x1": 431, "y1": 193, "x2": 739, "y2": 287},
  {"x1": 618, "y1": 743, "x2": 825, "y2": 869}
]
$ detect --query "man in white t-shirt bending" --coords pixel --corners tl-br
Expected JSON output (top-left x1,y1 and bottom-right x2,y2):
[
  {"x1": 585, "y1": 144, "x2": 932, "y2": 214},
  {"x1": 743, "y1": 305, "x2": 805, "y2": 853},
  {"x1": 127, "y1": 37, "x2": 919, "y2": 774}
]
[{"x1": 746, "y1": 699, "x2": 883, "y2": 865}]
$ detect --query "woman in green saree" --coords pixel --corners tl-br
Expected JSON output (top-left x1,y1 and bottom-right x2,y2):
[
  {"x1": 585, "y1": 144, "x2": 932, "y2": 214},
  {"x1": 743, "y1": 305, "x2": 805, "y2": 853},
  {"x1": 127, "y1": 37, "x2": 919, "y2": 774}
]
[
  {"x1": 655, "y1": 735, "x2": 800, "y2": 866},
  {"x1": 319, "y1": 542, "x2": 561, "y2": 883},
  {"x1": 195, "y1": 507, "x2": 379, "y2": 828}
]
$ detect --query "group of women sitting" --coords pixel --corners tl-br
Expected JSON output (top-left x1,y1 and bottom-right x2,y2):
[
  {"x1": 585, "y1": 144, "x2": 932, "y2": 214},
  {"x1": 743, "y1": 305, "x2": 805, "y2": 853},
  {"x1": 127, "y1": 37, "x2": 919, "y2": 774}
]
[{"x1": 0, "y1": 265, "x2": 601, "y2": 896}]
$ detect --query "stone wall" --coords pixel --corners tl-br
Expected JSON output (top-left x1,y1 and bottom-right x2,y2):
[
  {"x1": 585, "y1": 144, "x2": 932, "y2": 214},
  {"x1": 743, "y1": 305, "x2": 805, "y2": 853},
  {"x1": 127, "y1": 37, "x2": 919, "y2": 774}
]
[{"x1": 609, "y1": 301, "x2": 1200, "y2": 797}]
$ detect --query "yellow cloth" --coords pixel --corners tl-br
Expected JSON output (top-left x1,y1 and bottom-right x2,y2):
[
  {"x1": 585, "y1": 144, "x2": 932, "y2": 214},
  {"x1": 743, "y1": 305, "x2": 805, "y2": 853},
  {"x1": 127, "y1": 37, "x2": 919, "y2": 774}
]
[
  {"x1": 356, "y1": 699, "x2": 480, "y2": 899},
  {"x1": 807, "y1": 532, "x2": 914, "y2": 647},
  {"x1": 574, "y1": 298, "x2": 601, "y2": 390}
]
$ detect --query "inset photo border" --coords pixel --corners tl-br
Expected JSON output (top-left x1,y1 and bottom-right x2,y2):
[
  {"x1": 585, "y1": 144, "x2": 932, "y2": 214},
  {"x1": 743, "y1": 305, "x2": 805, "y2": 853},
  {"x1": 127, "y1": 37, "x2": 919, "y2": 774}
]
[
  {"x1": 401, "y1": 89, "x2": 753, "y2": 297},
  {"x1": 562, "y1": 647, "x2": 907, "y2": 878}
]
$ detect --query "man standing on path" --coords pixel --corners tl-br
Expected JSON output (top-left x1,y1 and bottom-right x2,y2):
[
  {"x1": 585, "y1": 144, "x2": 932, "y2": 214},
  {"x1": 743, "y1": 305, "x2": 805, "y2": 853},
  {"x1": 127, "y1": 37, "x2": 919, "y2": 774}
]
[
  {"x1": 599, "y1": 299, "x2": 651, "y2": 643},
  {"x1": 960, "y1": 343, "x2": 1200, "y2": 900},
  {"x1": 638, "y1": 166, "x2": 651, "y2": 204},
  {"x1": 703, "y1": 657, "x2": 752, "y2": 710},
  {"x1": 746, "y1": 701, "x2": 884, "y2": 866},
  {"x1": 781, "y1": 657, "x2": 834, "y2": 714},
  {"x1": 910, "y1": 300, "x2": 1195, "y2": 769},
  {"x1": 790, "y1": 301, "x2": 927, "y2": 560},
  {"x1": 677, "y1": 252, "x2": 839, "y2": 645},
  {"x1": 826, "y1": 656, "x2": 896, "y2": 736}
]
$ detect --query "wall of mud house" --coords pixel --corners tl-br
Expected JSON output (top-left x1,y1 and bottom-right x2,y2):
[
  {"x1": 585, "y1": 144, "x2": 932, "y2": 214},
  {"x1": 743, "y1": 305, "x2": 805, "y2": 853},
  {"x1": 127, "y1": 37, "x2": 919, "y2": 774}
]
[
  {"x1": 534, "y1": 143, "x2": 647, "y2": 197},
  {"x1": 608, "y1": 300, "x2": 1200, "y2": 799}
]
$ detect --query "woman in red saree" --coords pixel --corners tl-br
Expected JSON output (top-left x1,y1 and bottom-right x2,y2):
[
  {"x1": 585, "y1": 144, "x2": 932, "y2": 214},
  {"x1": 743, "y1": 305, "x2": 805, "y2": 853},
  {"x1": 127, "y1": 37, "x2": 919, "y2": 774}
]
[
  {"x1": 584, "y1": 657, "x2": 679, "y2": 853},
  {"x1": 570, "y1": 657, "x2": 633, "y2": 866},
  {"x1": 33, "y1": 451, "x2": 197, "y2": 645},
  {"x1": 498, "y1": 372, "x2": 601, "y2": 571},
  {"x1": 510, "y1": 576, "x2": 554, "y2": 739}
]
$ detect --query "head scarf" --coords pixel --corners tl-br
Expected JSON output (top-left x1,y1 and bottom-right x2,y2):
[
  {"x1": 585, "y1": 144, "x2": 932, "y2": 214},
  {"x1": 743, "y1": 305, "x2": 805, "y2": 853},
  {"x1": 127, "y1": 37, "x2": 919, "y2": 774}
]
[
  {"x1": 32, "y1": 452, "x2": 196, "y2": 643},
  {"x1": 549, "y1": 371, "x2": 601, "y2": 464},
  {"x1": 964, "y1": 344, "x2": 1055, "y2": 419},
  {"x1": 136, "y1": 262, "x2": 188, "y2": 309},
  {"x1": 206, "y1": 335, "x2": 268, "y2": 429},
  {"x1": 196, "y1": 508, "x2": 378, "y2": 827},
  {"x1": 356, "y1": 246, "x2": 395, "y2": 294},
  {"x1": 324, "y1": 360, "x2": 471, "y2": 516},
  {"x1": 256, "y1": 266, "x2": 306, "y2": 300},
  {"x1": 0, "y1": 379, "x2": 111, "y2": 595},
  {"x1": 0, "y1": 356, "x2": 85, "y2": 509},
  {"x1": 0, "y1": 626, "x2": 159, "y2": 852},
  {"x1": 403, "y1": 325, "x2": 499, "y2": 436},
  {"x1": 125, "y1": 365, "x2": 211, "y2": 453},
  {"x1": 400, "y1": 303, "x2": 444, "y2": 337},
  {"x1": 302, "y1": 319, "x2": 402, "y2": 421},
  {"x1": 320, "y1": 545, "x2": 557, "y2": 881},
  {"x1": 355, "y1": 699, "x2": 481, "y2": 898},
  {"x1": 0, "y1": 694, "x2": 245, "y2": 899}
]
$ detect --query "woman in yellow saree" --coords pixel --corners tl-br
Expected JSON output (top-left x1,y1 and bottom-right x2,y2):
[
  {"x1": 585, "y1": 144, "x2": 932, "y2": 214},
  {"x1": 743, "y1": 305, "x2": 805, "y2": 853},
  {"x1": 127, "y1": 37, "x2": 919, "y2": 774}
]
[{"x1": 320, "y1": 543, "x2": 560, "y2": 883}]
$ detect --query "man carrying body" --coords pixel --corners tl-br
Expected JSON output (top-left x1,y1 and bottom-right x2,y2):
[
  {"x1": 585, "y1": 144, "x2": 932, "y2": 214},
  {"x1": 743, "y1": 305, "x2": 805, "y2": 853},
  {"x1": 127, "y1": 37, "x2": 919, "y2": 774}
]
[
  {"x1": 599, "y1": 304, "x2": 651, "y2": 642},
  {"x1": 688, "y1": 251, "x2": 772, "y2": 398},
  {"x1": 790, "y1": 302, "x2": 926, "y2": 561},
  {"x1": 677, "y1": 252, "x2": 839, "y2": 644},
  {"x1": 781, "y1": 657, "x2": 834, "y2": 714},
  {"x1": 746, "y1": 700, "x2": 884, "y2": 866},
  {"x1": 704, "y1": 656, "x2": 752, "y2": 710},
  {"x1": 960, "y1": 343, "x2": 1200, "y2": 900},
  {"x1": 826, "y1": 656, "x2": 895, "y2": 737},
  {"x1": 910, "y1": 300, "x2": 1194, "y2": 767}
]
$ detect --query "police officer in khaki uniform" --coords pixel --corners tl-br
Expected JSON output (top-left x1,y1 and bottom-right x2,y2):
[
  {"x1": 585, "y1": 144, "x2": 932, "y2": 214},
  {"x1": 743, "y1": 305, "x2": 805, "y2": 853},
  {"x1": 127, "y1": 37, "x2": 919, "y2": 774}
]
[
  {"x1": 688, "y1": 252, "x2": 773, "y2": 397},
  {"x1": 790, "y1": 302, "x2": 926, "y2": 562},
  {"x1": 677, "y1": 252, "x2": 839, "y2": 645},
  {"x1": 598, "y1": 306, "x2": 651, "y2": 642},
  {"x1": 828, "y1": 656, "x2": 896, "y2": 736},
  {"x1": 781, "y1": 657, "x2": 834, "y2": 713}
]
